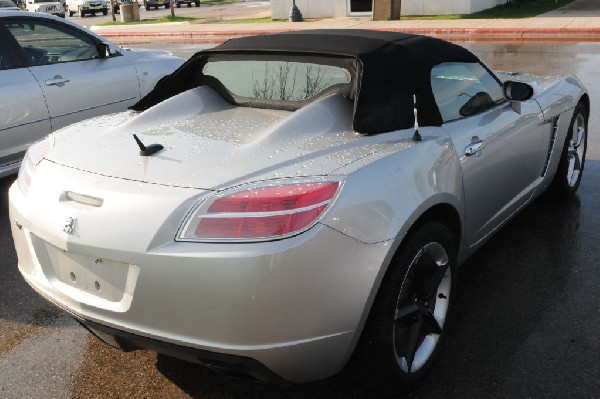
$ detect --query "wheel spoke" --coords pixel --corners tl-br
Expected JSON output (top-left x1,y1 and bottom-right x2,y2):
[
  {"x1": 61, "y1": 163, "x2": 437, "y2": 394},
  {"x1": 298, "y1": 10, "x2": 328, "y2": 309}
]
[
  {"x1": 424, "y1": 261, "x2": 449, "y2": 299},
  {"x1": 395, "y1": 303, "x2": 419, "y2": 322},
  {"x1": 568, "y1": 149, "x2": 582, "y2": 171},
  {"x1": 420, "y1": 308, "x2": 442, "y2": 335},
  {"x1": 574, "y1": 126, "x2": 585, "y2": 149},
  {"x1": 413, "y1": 251, "x2": 437, "y2": 295},
  {"x1": 404, "y1": 316, "x2": 423, "y2": 373}
]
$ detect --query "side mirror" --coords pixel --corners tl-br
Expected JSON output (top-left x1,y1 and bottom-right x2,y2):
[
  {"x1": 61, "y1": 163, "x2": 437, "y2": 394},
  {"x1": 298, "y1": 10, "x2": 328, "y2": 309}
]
[
  {"x1": 97, "y1": 42, "x2": 115, "y2": 59},
  {"x1": 503, "y1": 81, "x2": 534, "y2": 102}
]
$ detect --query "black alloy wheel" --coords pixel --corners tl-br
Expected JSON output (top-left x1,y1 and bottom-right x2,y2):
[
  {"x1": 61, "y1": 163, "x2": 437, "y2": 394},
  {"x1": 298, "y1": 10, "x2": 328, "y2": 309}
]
[{"x1": 355, "y1": 222, "x2": 457, "y2": 392}]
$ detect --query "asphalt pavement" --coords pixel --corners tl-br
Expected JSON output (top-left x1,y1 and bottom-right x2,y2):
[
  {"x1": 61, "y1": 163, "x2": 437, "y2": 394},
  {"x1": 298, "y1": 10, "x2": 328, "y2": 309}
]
[
  {"x1": 1, "y1": 1, "x2": 600, "y2": 397},
  {"x1": 0, "y1": 40, "x2": 599, "y2": 398}
]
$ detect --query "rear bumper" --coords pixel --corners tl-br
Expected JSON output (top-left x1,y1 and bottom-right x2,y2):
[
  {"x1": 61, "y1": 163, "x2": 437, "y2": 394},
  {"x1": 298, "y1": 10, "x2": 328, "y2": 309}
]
[{"x1": 9, "y1": 162, "x2": 393, "y2": 383}]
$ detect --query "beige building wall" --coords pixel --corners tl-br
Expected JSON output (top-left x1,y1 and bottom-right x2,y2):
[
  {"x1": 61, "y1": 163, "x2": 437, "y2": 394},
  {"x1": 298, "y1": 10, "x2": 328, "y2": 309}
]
[{"x1": 271, "y1": 0, "x2": 509, "y2": 19}]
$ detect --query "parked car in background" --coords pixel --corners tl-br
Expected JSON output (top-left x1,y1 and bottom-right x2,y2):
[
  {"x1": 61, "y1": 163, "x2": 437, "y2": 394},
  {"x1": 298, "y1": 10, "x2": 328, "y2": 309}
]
[
  {"x1": 65, "y1": 0, "x2": 107, "y2": 16},
  {"x1": 0, "y1": 11, "x2": 184, "y2": 177},
  {"x1": 25, "y1": 0, "x2": 64, "y2": 16},
  {"x1": 0, "y1": 0, "x2": 21, "y2": 10},
  {"x1": 9, "y1": 30, "x2": 589, "y2": 392},
  {"x1": 143, "y1": 0, "x2": 168, "y2": 9},
  {"x1": 175, "y1": 0, "x2": 199, "y2": 8}
]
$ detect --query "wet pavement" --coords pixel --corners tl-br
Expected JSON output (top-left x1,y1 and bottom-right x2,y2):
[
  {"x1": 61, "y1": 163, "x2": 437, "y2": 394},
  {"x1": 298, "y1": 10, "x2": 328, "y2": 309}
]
[{"x1": 0, "y1": 41, "x2": 599, "y2": 398}]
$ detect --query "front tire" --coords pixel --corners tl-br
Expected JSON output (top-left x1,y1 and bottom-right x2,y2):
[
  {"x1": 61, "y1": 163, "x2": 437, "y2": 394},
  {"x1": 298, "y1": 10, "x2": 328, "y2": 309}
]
[
  {"x1": 547, "y1": 102, "x2": 588, "y2": 198},
  {"x1": 355, "y1": 222, "x2": 456, "y2": 392}
]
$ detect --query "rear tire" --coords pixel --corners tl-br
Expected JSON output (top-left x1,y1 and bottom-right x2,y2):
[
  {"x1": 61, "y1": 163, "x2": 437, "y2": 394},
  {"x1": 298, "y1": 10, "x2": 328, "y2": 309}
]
[
  {"x1": 354, "y1": 222, "x2": 457, "y2": 393},
  {"x1": 547, "y1": 102, "x2": 588, "y2": 199}
]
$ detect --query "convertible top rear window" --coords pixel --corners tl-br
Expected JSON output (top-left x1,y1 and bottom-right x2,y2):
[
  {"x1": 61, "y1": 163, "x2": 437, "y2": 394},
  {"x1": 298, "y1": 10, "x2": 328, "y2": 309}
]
[
  {"x1": 203, "y1": 60, "x2": 351, "y2": 103},
  {"x1": 133, "y1": 30, "x2": 481, "y2": 134}
]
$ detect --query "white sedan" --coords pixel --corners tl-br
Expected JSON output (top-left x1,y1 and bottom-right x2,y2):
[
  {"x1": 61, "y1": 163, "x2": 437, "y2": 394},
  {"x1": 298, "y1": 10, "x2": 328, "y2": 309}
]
[{"x1": 0, "y1": 11, "x2": 184, "y2": 177}]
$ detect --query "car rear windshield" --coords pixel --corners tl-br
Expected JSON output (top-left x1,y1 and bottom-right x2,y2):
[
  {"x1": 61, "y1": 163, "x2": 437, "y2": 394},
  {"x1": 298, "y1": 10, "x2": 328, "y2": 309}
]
[{"x1": 202, "y1": 58, "x2": 353, "y2": 105}]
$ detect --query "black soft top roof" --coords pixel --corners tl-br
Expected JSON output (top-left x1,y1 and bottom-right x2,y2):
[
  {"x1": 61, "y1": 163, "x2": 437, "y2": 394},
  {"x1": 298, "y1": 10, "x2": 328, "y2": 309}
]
[{"x1": 132, "y1": 29, "x2": 480, "y2": 134}]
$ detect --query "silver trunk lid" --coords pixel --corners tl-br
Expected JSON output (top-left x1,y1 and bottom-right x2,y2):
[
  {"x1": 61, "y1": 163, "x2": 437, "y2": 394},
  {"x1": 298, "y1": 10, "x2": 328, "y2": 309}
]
[{"x1": 47, "y1": 87, "x2": 385, "y2": 190}]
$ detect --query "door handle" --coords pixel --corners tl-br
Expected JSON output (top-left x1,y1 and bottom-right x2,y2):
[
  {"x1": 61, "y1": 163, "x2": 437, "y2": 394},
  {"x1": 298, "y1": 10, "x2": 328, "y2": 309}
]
[
  {"x1": 465, "y1": 140, "x2": 485, "y2": 156},
  {"x1": 45, "y1": 76, "x2": 70, "y2": 86}
]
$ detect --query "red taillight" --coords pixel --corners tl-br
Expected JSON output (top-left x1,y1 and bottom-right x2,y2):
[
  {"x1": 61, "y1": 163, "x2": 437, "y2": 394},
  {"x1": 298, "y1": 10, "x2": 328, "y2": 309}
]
[{"x1": 180, "y1": 181, "x2": 342, "y2": 241}]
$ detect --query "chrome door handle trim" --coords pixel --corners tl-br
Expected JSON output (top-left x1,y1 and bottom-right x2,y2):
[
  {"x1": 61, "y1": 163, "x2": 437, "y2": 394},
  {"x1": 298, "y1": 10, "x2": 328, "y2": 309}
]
[
  {"x1": 465, "y1": 141, "x2": 485, "y2": 156},
  {"x1": 45, "y1": 76, "x2": 70, "y2": 86}
]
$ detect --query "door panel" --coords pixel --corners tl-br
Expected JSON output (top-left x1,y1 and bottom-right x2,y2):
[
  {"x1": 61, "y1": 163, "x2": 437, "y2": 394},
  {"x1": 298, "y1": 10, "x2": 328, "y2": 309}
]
[
  {"x1": 444, "y1": 101, "x2": 546, "y2": 246},
  {"x1": 28, "y1": 57, "x2": 140, "y2": 130},
  {"x1": 0, "y1": 68, "x2": 51, "y2": 168}
]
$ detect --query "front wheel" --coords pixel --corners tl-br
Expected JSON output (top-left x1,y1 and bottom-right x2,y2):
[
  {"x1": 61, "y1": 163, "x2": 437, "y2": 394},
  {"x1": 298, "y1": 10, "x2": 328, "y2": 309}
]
[
  {"x1": 354, "y1": 222, "x2": 456, "y2": 392},
  {"x1": 547, "y1": 102, "x2": 588, "y2": 198}
]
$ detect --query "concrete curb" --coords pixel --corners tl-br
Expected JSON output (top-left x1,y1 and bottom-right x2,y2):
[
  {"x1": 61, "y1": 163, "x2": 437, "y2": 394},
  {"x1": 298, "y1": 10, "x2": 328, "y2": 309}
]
[{"x1": 96, "y1": 26, "x2": 600, "y2": 43}]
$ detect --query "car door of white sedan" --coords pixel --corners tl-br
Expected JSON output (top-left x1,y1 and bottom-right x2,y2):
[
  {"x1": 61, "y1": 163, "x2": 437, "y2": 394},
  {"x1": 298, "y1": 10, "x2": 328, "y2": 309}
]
[
  {"x1": 432, "y1": 62, "x2": 547, "y2": 247},
  {"x1": 6, "y1": 18, "x2": 140, "y2": 131}
]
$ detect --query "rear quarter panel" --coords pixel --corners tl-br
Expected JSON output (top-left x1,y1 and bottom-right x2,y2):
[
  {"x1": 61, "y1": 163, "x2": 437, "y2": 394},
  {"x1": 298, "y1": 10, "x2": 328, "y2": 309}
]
[{"x1": 323, "y1": 127, "x2": 464, "y2": 246}]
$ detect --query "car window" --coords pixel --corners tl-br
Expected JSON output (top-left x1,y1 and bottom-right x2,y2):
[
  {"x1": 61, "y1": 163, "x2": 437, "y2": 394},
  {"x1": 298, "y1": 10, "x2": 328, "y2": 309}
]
[
  {"x1": 431, "y1": 62, "x2": 504, "y2": 122},
  {"x1": 6, "y1": 20, "x2": 99, "y2": 66},
  {"x1": 203, "y1": 60, "x2": 352, "y2": 102},
  {"x1": 0, "y1": 0, "x2": 18, "y2": 6}
]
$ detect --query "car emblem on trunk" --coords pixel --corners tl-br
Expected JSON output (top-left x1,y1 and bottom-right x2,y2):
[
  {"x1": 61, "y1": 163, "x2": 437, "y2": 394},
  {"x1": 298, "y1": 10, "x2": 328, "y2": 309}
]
[{"x1": 63, "y1": 217, "x2": 77, "y2": 235}]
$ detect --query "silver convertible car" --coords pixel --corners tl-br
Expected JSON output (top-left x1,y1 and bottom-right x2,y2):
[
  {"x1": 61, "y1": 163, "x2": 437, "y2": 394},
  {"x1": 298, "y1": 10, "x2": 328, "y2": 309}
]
[
  {"x1": 9, "y1": 30, "x2": 589, "y2": 391},
  {"x1": 0, "y1": 11, "x2": 183, "y2": 177}
]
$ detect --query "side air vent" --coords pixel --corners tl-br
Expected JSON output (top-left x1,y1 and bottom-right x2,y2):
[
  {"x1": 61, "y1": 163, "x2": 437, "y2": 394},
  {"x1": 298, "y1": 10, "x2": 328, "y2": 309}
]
[{"x1": 540, "y1": 116, "x2": 560, "y2": 177}]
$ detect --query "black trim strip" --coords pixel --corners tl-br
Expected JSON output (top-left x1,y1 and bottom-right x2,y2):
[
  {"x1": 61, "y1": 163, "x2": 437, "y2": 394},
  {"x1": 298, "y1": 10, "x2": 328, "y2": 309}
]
[{"x1": 72, "y1": 315, "x2": 289, "y2": 385}]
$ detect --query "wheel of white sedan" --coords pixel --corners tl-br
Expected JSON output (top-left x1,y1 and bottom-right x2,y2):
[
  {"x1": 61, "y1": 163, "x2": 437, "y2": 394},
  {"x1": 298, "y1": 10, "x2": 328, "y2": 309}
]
[
  {"x1": 548, "y1": 102, "x2": 588, "y2": 198},
  {"x1": 355, "y1": 222, "x2": 456, "y2": 392}
]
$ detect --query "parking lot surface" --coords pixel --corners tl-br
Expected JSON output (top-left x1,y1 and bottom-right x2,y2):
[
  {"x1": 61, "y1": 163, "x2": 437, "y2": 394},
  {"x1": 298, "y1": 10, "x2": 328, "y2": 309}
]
[{"x1": 0, "y1": 41, "x2": 599, "y2": 398}]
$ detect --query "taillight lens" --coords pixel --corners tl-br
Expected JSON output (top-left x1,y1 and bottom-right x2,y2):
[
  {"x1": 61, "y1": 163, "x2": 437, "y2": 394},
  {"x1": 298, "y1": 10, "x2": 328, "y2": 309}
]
[
  {"x1": 179, "y1": 179, "x2": 343, "y2": 242},
  {"x1": 17, "y1": 135, "x2": 54, "y2": 196}
]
